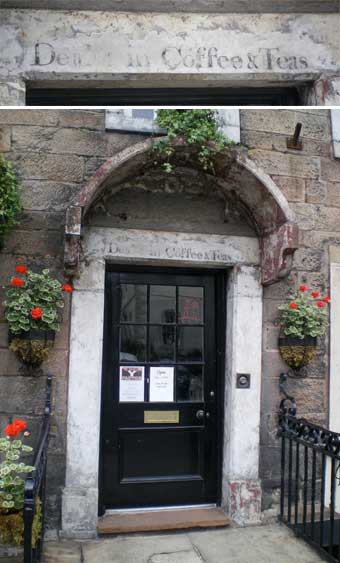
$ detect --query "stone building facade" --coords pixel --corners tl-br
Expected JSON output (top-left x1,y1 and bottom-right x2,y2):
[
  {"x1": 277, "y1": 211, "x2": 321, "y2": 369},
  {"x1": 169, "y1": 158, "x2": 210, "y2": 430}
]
[
  {"x1": 0, "y1": 108, "x2": 340, "y2": 537},
  {"x1": 1, "y1": 7, "x2": 340, "y2": 105}
]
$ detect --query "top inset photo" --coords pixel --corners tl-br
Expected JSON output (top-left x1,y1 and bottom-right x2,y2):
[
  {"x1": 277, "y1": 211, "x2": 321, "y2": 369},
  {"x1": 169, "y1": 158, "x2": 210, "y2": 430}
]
[{"x1": 0, "y1": 2, "x2": 340, "y2": 106}]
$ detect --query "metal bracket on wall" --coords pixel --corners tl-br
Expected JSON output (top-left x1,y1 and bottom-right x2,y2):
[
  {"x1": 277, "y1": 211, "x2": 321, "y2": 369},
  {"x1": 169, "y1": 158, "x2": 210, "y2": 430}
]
[
  {"x1": 286, "y1": 123, "x2": 303, "y2": 150},
  {"x1": 279, "y1": 372, "x2": 297, "y2": 416}
]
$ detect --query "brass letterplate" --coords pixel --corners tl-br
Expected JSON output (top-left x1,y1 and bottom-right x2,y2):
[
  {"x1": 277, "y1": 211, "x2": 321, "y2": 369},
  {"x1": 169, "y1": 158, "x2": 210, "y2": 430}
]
[{"x1": 144, "y1": 410, "x2": 179, "y2": 424}]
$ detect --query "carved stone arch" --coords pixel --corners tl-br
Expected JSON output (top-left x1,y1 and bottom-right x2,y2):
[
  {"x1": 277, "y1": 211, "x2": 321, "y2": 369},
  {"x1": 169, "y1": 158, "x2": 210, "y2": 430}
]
[{"x1": 64, "y1": 138, "x2": 298, "y2": 285}]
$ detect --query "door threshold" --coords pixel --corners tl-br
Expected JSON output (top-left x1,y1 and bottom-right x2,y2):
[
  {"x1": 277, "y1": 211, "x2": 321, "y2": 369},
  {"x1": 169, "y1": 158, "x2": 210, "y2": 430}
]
[
  {"x1": 105, "y1": 503, "x2": 217, "y2": 514},
  {"x1": 97, "y1": 506, "x2": 231, "y2": 535}
]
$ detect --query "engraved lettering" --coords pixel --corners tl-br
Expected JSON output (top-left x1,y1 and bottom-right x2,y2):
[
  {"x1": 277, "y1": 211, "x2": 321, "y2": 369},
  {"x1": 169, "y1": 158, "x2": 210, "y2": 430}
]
[{"x1": 33, "y1": 42, "x2": 56, "y2": 66}]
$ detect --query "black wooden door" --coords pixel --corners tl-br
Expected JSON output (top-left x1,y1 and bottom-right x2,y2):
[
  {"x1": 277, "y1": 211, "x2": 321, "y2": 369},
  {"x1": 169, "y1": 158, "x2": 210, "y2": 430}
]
[{"x1": 100, "y1": 269, "x2": 223, "y2": 510}]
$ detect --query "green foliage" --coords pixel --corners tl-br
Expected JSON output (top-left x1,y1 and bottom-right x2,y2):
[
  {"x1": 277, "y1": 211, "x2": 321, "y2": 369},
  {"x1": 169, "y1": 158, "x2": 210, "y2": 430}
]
[
  {"x1": 153, "y1": 109, "x2": 235, "y2": 173},
  {"x1": 0, "y1": 436, "x2": 34, "y2": 513},
  {"x1": 279, "y1": 289, "x2": 329, "y2": 339},
  {"x1": 0, "y1": 154, "x2": 21, "y2": 247},
  {"x1": 0, "y1": 499, "x2": 41, "y2": 547},
  {"x1": 4, "y1": 269, "x2": 64, "y2": 334}
]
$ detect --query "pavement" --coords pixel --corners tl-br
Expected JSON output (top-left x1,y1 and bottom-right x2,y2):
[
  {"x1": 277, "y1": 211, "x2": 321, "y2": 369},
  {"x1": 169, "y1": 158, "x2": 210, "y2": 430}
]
[{"x1": 42, "y1": 523, "x2": 327, "y2": 563}]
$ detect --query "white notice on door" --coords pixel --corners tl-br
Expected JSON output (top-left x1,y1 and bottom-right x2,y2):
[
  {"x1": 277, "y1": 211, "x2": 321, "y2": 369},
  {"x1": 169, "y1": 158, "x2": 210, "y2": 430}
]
[
  {"x1": 119, "y1": 366, "x2": 145, "y2": 402},
  {"x1": 149, "y1": 367, "x2": 174, "y2": 402}
]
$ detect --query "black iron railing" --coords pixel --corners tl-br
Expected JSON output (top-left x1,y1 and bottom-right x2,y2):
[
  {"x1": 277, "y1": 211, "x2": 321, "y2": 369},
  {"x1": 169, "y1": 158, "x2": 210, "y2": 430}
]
[
  {"x1": 279, "y1": 375, "x2": 340, "y2": 562},
  {"x1": 23, "y1": 374, "x2": 52, "y2": 563}
]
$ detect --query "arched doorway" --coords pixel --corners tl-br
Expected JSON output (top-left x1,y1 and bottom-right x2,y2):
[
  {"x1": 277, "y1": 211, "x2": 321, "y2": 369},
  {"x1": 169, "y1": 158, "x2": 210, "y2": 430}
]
[{"x1": 61, "y1": 140, "x2": 298, "y2": 538}]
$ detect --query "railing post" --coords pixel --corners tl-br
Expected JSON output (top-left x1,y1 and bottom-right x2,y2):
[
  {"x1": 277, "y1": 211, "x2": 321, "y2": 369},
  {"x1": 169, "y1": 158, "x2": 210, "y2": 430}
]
[{"x1": 23, "y1": 478, "x2": 35, "y2": 563}]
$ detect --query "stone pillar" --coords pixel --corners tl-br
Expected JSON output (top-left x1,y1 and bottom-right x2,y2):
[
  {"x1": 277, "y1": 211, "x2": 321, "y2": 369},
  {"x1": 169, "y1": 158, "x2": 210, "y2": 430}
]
[
  {"x1": 222, "y1": 265, "x2": 263, "y2": 525},
  {"x1": 61, "y1": 258, "x2": 105, "y2": 539},
  {"x1": 304, "y1": 76, "x2": 340, "y2": 106},
  {"x1": 0, "y1": 77, "x2": 26, "y2": 106}
]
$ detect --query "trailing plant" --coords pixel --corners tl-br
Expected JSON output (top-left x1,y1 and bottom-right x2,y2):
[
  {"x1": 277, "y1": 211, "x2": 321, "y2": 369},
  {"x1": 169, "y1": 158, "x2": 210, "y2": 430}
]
[
  {"x1": 0, "y1": 155, "x2": 21, "y2": 248},
  {"x1": 153, "y1": 109, "x2": 234, "y2": 173},
  {"x1": 278, "y1": 285, "x2": 330, "y2": 339},
  {"x1": 0, "y1": 420, "x2": 41, "y2": 546}
]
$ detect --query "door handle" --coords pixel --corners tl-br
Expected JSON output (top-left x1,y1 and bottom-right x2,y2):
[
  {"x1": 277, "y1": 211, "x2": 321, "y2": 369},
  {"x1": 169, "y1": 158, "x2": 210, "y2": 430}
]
[{"x1": 196, "y1": 409, "x2": 205, "y2": 421}]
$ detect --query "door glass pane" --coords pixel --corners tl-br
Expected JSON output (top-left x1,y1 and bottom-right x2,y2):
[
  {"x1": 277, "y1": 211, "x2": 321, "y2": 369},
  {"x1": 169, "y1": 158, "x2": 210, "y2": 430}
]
[
  {"x1": 149, "y1": 326, "x2": 175, "y2": 362},
  {"x1": 120, "y1": 325, "x2": 146, "y2": 362},
  {"x1": 177, "y1": 366, "x2": 203, "y2": 402},
  {"x1": 178, "y1": 327, "x2": 203, "y2": 362},
  {"x1": 178, "y1": 287, "x2": 204, "y2": 324},
  {"x1": 150, "y1": 286, "x2": 176, "y2": 324},
  {"x1": 120, "y1": 285, "x2": 147, "y2": 323}
]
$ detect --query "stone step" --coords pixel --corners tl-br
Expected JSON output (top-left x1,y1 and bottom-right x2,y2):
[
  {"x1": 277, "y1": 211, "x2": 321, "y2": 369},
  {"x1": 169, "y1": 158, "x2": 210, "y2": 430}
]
[
  {"x1": 43, "y1": 541, "x2": 82, "y2": 563},
  {"x1": 97, "y1": 506, "x2": 232, "y2": 535}
]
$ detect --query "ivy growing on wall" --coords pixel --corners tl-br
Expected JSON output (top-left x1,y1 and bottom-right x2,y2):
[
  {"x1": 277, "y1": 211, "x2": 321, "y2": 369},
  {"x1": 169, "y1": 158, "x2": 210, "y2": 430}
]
[
  {"x1": 0, "y1": 155, "x2": 21, "y2": 248},
  {"x1": 153, "y1": 109, "x2": 235, "y2": 173}
]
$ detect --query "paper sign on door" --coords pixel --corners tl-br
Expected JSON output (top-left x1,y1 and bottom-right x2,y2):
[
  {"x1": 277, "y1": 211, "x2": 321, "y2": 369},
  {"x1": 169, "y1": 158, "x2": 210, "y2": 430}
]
[
  {"x1": 119, "y1": 366, "x2": 145, "y2": 402},
  {"x1": 149, "y1": 367, "x2": 174, "y2": 402}
]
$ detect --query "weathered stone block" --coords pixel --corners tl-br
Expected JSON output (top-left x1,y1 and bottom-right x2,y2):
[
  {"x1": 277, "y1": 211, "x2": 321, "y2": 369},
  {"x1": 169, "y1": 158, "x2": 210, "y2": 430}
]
[
  {"x1": 293, "y1": 247, "x2": 324, "y2": 271},
  {"x1": 12, "y1": 126, "x2": 109, "y2": 157},
  {"x1": 11, "y1": 152, "x2": 84, "y2": 182},
  {"x1": 0, "y1": 376, "x2": 47, "y2": 414},
  {"x1": 264, "y1": 323, "x2": 280, "y2": 351},
  {"x1": 259, "y1": 446, "x2": 281, "y2": 480},
  {"x1": 271, "y1": 175, "x2": 305, "y2": 202},
  {"x1": 263, "y1": 271, "x2": 298, "y2": 300},
  {"x1": 0, "y1": 109, "x2": 58, "y2": 126},
  {"x1": 19, "y1": 180, "x2": 80, "y2": 211},
  {"x1": 0, "y1": 126, "x2": 11, "y2": 151},
  {"x1": 57, "y1": 110, "x2": 103, "y2": 130},
  {"x1": 320, "y1": 157, "x2": 340, "y2": 182},
  {"x1": 248, "y1": 150, "x2": 320, "y2": 179},
  {"x1": 16, "y1": 210, "x2": 65, "y2": 232},
  {"x1": 241, "y1": 110, "x2": 330, "y2": 141},
  {"x1": 314, "y1": 206, "x2": 340, "y2": 232},
  {"x1": 263, "y1": 299, "x2": 282, "y2": 323},
  {"x1": 306, "y1": 179, "x2": 340, "y2": 207},
  {"x1": 291, "y1": 203, "x2": 316, "y2": 230},
  {"x1": 2, "y1": 230, "x2": 63, "y2": 256}
]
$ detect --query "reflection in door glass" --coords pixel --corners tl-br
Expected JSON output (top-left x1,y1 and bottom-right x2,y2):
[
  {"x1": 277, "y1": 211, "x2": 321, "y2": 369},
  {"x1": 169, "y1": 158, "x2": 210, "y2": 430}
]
[
  {"x1": 178, "y1": 287, "x2": 204, "y2": 324},
  {"x1": 177, "y1": 366, "x2": 203, "y2": 402},
  {"x1": 120, "y1": 285, "x2": 147, "y2": 323},
  {"x1": 149, "y1": 326, "x2": 175, "y2": 362},
  {"x1": 150, "y1": 286, "x2": 176, "y2": 324},
  {"x1": 178, "y1": 327, "x2": 203, "y2": 362},
  {"x1": 120, "y1": 325, "x2": 146, "y2": 362}
]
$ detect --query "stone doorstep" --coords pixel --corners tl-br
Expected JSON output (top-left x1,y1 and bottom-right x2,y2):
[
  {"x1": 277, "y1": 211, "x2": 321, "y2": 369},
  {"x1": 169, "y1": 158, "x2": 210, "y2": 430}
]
[{"x1": 97, "y1": 506, "x2": 231, "y2": 535}]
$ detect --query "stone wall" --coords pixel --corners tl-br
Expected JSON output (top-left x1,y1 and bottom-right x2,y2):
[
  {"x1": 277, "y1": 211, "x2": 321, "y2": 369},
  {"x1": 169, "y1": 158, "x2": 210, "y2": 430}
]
[
  {"x1": 0, "y1": 108, "x2": 339, "y2": 528},
  {"x1": 0, "y1": 109, "x2": 144, "y2": 530},
  {"x1": 240, "y1": 109, "x2": 337, "y2": 511}
]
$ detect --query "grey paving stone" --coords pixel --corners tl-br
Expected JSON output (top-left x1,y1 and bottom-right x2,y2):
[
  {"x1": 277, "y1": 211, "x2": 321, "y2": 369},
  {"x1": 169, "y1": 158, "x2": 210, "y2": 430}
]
[{"x1": 43, "y1": 524, "x2": 327, "y2": 563}]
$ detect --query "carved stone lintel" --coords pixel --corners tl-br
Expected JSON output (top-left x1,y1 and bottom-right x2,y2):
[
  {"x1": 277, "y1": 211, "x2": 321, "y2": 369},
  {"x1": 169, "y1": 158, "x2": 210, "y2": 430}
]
[{"x1": 261, "y1": 222, "x2": 299, "y2": 286}]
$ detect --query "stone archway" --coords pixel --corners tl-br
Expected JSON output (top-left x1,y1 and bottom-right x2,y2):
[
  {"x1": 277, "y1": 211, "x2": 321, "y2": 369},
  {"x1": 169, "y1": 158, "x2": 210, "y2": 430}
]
[
  {"x1": 61, "y1": 139, "x2": 298, "y2": 539},
  {"x1": 63, "y1": 138, "x2": 298, "y2": 285}
]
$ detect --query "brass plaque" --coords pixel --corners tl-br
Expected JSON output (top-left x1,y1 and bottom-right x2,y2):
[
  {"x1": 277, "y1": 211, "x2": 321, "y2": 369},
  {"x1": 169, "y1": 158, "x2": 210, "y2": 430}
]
[{"x1": 144, "y1": 410, "x2": 179, "y2": 424}]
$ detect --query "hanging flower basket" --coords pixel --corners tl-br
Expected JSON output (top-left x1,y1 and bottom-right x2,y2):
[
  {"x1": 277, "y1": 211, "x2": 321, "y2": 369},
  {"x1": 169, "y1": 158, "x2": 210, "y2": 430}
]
[
  {"x1": 278, "y1": 285, "x2": 330, "y2": 371},
  {"x1": 278, "y1": 335, "x2": 318, "y2": 370},
  {"x1": 8, "y1": 329, "x2": 55, "y2": 367},
  {"x1": 3, "y1": 266, "x2": 73, "y2": 367}
]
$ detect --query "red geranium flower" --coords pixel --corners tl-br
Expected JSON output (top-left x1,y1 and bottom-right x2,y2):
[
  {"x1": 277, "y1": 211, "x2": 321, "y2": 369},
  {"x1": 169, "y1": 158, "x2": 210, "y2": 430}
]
[
  {"x1": 323, "y1": 296, "x2": 331, "y2": 303},
  {"x1": 31, "y1": 307, "x2": 43, "y2": 320},
  {"x1": 62, "y1": 284, "x2": 73, "y2": 293},
  {"x1": 289, "y1": 303, "x2": 298, "y2": 309},
  {"x1": 4, "y1": 424, "x2": 21, "y2": 438},
  {"x1": 299, "y1": 285, "x2": 308, "y2": 292},
  {"x1": 15, "y1": 265, "x2": 28, "y2": 274},
  {"x1": 311, "y1": 291, "x2": 320, "y2": 298},
  {"x1": 12, "y1": 419, "x2": 27, "y2": 432},
  {"x1": 316, "y1": 301, "x2": 325, "y2": 308},
  {"x1": 11, "y1": 277, "x2": 24, "y2": 287}
]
